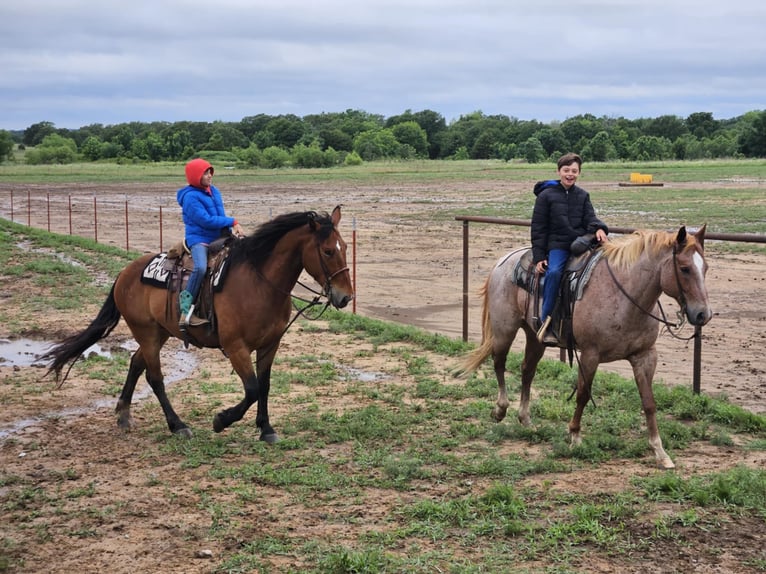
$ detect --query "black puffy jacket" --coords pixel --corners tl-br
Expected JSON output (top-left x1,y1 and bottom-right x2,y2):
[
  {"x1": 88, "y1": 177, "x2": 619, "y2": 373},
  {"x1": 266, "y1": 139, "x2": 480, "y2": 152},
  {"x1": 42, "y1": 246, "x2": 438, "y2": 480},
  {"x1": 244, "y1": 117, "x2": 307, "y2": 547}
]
[{"x1": 530, "y1": 180, "x2": 608, "y2": 264}]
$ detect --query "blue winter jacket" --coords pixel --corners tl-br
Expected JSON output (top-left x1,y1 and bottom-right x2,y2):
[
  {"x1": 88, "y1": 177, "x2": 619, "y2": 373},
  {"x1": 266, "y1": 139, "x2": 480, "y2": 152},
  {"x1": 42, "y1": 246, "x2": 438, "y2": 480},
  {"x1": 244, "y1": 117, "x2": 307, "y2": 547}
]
[{"x1": 176, "y1": 184, "x2": 235, "y2": 245}]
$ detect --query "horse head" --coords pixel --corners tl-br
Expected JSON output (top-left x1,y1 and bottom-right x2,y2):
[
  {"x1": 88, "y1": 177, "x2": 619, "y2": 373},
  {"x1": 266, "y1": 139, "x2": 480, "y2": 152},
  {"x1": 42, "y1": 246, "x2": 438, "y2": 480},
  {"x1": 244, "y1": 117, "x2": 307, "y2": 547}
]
[
  {"x1": 304, "y1": 205, "x2": 354, "y2": 309},
  {"x1": 661, "y1": 225, "x2": 713, "y2": 326}
]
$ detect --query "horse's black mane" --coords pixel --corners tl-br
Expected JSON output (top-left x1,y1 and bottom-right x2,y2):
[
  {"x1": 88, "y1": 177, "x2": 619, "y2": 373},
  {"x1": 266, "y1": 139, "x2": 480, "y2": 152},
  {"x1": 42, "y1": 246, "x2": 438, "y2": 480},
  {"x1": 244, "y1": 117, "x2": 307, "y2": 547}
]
[{"x1": 227, "y1": 210, "x2": 333, "y2": 269}]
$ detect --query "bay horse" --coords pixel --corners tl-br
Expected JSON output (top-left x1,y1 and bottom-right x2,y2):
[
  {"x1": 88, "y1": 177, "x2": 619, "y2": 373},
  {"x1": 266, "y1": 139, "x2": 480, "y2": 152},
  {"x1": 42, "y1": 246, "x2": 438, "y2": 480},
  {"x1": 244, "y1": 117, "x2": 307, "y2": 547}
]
[
  {"x1": 460, "y1": 226, "x2": 712, "y2": 469},
  {"x1": 43, "y1": 206, "x2": 354, "y2": 442}
]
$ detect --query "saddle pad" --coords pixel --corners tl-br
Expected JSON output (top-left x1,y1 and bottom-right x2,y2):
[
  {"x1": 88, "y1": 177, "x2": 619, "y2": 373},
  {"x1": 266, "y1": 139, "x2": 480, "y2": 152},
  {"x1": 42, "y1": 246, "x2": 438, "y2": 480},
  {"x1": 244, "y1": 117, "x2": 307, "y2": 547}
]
[{"x1": 140, "y1": 253, "x2": 172, "y2": 288}]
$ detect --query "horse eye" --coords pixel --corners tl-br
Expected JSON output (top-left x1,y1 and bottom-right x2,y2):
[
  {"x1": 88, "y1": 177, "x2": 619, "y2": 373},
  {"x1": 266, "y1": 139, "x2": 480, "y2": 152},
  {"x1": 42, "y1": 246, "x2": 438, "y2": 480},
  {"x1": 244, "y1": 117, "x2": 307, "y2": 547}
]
[
  {"x1": 324, "y1": 248, "x2": 335, "y2": 257},
  {"x1": 680, "y1": 266, "x2": 691, "y2": 274}
]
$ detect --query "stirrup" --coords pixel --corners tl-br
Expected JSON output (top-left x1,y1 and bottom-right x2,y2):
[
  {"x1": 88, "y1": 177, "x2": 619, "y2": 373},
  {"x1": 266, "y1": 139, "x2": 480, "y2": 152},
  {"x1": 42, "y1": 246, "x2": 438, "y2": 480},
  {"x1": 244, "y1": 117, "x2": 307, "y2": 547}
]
[
  {"x1": 536, "y1": 316, "x2": 552, "y2": 343},
  {"x1": 179, "y1": 304, "x2": 209, "y2": 328}
]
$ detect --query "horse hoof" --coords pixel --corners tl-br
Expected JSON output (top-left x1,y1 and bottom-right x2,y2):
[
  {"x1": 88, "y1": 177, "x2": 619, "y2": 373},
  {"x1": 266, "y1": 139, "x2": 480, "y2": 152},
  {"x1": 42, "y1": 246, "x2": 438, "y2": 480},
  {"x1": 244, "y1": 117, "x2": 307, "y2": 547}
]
[
  {"x1": 260, "y1": 432, "x2": 279, "y2": 444},
  {"x1": 213, "y1": 415, "x2": 225, "y2": 433},
  {"x1": 491, "y1": 407, "x2": 507, "y2": 422},
  {"x1": 116, "y1": 416, "x2": 134, "y2": 432},
  {"x1": 173, "y1": 427, "x2": 193, "y2": 439},
  {"x1": 658, "y1": 458, "x2": 676, "y2": 470}
]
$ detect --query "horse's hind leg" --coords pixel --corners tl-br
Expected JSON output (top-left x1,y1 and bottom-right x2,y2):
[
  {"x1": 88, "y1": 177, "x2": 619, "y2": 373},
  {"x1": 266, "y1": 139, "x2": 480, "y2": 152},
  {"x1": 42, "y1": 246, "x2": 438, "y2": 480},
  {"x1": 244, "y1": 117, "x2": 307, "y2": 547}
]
[
  {"x1": 491, "y1": 341, "x2": 511, "y2": 422},
  {"x1": 629, "y1": 348, "x2": 674, "y2": 469},
  {"x1": 115, "y1": 348, "x2": 147, "y2": 431}
]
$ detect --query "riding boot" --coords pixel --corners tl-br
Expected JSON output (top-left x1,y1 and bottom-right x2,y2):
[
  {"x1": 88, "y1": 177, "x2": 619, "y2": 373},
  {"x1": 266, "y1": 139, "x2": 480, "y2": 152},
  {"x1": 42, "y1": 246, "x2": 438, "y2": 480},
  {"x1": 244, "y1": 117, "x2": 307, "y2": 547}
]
[
  {"x1": 179, "y1": 290, "x2": 209, "y2": 328},
  {"x1": 178, "y1": 290, "x2": 194, "y2": 328}
]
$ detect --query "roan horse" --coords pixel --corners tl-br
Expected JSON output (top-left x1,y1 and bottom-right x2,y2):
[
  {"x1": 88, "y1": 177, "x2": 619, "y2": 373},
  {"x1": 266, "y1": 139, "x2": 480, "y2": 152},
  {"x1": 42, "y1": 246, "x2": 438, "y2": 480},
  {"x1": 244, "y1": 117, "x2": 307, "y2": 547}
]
[
  {"x1": 43, "y1": 206, "x2": 354, "y2": 442},
  {"x1": 460, "y1": 225, "x2": 712, "y2": 468}
]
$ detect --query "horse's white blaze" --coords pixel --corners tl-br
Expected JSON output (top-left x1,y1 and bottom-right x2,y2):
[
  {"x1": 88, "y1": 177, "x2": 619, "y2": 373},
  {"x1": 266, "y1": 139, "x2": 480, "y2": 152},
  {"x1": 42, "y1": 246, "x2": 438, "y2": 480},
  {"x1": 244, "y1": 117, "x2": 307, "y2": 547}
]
[
  {"x1": 693, "y1": 252, "x2": 704, "y2": 276},
  {"x1": 336, "y1": 240, "x2": 341, "y2": 252}
]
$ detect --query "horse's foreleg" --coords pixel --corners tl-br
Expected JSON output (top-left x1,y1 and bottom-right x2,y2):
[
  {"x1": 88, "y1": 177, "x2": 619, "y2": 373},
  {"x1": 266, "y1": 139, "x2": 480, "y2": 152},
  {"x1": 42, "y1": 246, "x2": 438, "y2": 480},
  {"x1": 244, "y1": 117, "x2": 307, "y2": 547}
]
[
  {"x1": 518, "y1": 336, "x2": 545, "y2": 427},
  {"x1": 213, "y1": 345, "x2": 278, "y2": 443},
  {"x1": 568, "y1": 352, "x2": 599, "y2": 447},
  {"x1": 629, "y1": 348, "x2": 674, "y2": 469},
  {"x1": 253, "y1": 364, "x2": 276, "y2": 443},
  {"x1": 115, "y1": 349, "x2": 147, "y2": 431}
]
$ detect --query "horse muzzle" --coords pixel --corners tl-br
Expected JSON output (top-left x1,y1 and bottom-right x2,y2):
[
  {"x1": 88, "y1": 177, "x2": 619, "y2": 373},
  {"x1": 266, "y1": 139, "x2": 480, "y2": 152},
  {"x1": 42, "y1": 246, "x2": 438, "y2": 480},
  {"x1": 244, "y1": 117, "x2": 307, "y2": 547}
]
[
  {"x1": 330, "y1": 292, "x2": 354, "y2": 309},
  {"x1": 687, "y1": 304, "x2": 713, "y2": 326}
]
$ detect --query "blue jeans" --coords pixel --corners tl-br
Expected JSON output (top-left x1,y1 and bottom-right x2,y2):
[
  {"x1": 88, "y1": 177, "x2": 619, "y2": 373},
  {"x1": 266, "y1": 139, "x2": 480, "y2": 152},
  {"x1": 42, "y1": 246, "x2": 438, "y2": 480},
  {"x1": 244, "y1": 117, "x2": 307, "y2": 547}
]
[
  {"x1": 186, "y1": 242, "x2": 208, "y2": 301},
  {"x1": 541, "y1": 249, "x2": 568, "y2": 320}
]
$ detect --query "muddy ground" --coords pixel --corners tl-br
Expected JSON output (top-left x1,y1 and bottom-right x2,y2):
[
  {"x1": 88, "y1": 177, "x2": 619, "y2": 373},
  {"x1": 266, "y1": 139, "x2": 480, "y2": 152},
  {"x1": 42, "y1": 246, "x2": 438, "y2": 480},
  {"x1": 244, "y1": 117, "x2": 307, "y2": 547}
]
[{"x1": 0, "y1": 177, "x2": 764, "y2": 573}]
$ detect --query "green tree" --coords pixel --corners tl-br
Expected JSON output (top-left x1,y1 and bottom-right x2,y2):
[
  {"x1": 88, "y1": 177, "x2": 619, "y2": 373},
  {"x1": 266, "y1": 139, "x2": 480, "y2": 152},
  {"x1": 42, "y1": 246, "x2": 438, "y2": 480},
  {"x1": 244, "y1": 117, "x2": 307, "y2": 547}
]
[
  {"x1": 628, "y1": 135, "x2": 672, "y2": 160},
  {"x1": 518, "y1": 137, "x2": 546, "y2": 163},
  {"x1": 391, "y1": 121, "x2": 428, "y2": 158},
  {"x1": 266, "y1": 115, "x2": 305, "y2": 149},
  {"x1": 0, "y1": 130, "x2": 15, "y2": 162},
  {"x1": 24, "y1": 133, "x2": 78, "y2": 164},
  {"x1": 260, "y1": 146, "x2": 291, "y2": 168},
  {"x1": 737, "y1": 110, "x2": 766, "y2": 157},
  {"x1": 581, "y1": 131, "x2": 616, "y2": 162},
  {"x1": 686, "y1": 112, "x2": 718, "y2": 139},
  {"x1": 646, "y1": 115, "x2": 687, "y2": 141},
  {"x1": 353, "y1": 128, "x2": 400, "y2": 160},
  {"x1": 80, "y1": 135, "x2": 104, "y2": 161},
  {"x1": 23, "y1": 121, "x2": 56, "y2": 146}
]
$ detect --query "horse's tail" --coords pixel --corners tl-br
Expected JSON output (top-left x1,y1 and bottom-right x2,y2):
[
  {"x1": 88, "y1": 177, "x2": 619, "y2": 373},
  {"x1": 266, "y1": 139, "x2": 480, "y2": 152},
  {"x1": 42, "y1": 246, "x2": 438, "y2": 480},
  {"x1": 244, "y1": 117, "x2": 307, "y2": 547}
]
[
  {"x1": 456, "y1": 277, "x2": 495, "y2": 376},
  {"x1": 42, "y1": 282, "x2": 122, "y2": 385}
]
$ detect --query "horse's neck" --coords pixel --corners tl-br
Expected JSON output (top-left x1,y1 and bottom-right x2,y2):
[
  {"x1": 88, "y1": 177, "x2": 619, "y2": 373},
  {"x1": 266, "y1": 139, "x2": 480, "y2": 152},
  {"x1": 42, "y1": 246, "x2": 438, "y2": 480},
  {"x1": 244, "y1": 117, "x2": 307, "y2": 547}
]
[
  {"x1": 260, "y1": 244, "x2": 305, "y2": 290},
  {"x1": 605, "y1": 251, "x2": 665, "y2": 309}
]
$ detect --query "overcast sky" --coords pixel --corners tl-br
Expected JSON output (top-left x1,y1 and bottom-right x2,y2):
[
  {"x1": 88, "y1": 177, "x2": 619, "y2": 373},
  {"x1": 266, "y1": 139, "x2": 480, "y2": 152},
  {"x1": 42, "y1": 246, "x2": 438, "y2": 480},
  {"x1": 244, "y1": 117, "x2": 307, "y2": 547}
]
[{"x1": 2, "y1": 0, "x2": 764, "y2": 131}]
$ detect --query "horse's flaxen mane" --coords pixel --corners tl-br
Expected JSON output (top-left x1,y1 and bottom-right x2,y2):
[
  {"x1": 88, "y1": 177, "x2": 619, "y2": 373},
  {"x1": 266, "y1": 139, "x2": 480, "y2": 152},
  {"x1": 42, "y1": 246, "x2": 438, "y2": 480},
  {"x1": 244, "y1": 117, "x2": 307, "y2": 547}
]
[
  {"x1": 601, "y1": 229, "x2": 698, "y2": 269},
  {"x1": 228, "y1": 210, "x2": 333, "y2": 268}
]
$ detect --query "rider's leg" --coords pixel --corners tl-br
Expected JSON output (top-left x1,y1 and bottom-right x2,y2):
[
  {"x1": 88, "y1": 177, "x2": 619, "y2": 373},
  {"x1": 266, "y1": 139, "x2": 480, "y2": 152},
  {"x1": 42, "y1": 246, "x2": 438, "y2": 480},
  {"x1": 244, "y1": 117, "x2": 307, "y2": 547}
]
[
  {"x1": 537, "y1": 248, "x2": 568, "y2": 341},
  {"x1": 179, "y1": 242, "x2": 208, "y2": 326}
]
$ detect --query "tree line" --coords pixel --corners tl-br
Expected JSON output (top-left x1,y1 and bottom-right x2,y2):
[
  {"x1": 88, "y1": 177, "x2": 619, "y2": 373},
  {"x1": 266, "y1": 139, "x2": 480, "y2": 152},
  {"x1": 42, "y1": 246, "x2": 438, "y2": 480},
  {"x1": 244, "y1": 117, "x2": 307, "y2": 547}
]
[{"x1": 2, "y1": 108, "x2": 766, "y2": 167}]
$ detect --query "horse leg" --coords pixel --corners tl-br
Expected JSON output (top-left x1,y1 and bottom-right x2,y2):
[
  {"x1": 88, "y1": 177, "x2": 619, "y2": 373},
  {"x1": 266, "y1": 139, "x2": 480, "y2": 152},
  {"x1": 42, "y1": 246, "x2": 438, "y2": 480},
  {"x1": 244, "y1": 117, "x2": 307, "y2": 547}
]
[
  {"x1": 141, "y1": 341, "x2": 191, "y2": 438},
  {"x1": 517, "y1": 336, "x2": 545, "y2": 427},
  {"x1": 115, "y1": 348, "x2": 147, "y2": 431},
  {"x1": 567, "y1": 351, "x2": 599, "y2": 447},
  {"x1": 213, "y1": 345, "x2": 278, "y2": 443},
  {"x1": 253, "y1": 363, "x2": 277, "y2": 443},
  {"x1": 490, "y1": 343, "x2": 511, "y2": 422},
  {"x1": 628, "y1": 347, "x2": 674, "y2": 469}
]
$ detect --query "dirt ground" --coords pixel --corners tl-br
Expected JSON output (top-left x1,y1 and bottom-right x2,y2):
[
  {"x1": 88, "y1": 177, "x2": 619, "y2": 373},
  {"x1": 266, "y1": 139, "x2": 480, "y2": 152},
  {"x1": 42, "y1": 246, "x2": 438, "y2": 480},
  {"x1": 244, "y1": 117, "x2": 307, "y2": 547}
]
[{"x1": 0, "y1": 177, "x2": 764, "y2": 573}]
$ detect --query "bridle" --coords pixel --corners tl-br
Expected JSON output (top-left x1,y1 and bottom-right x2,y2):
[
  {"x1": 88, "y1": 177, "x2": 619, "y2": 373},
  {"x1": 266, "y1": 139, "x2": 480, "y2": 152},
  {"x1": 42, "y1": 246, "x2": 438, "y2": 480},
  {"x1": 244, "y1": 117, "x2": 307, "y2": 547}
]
[
  {"x1": 295, "y1": 235, "x2": 350, "y2": 307},
  {"x1": 604, "y1": 244, "x2": 697, "y2": 340}
]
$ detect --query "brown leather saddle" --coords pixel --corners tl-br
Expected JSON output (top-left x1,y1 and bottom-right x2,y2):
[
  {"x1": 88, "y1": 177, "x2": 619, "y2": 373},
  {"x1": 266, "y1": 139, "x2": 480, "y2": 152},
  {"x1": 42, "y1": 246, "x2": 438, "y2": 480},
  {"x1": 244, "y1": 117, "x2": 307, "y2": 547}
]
[
  {"x1": 163, "y1": 235, "x2": 234, "y2": 329},
  {"x1": 512, "y1": 247, "x2": 604, "y2": 351}
]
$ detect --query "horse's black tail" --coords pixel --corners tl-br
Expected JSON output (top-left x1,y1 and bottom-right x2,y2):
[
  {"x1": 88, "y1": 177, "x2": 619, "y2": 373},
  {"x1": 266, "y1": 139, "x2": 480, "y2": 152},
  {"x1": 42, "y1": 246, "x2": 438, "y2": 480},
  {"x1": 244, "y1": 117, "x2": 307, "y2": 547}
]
[{"x1": 42, "y1": 282, "x2": 122, "y2": 385}]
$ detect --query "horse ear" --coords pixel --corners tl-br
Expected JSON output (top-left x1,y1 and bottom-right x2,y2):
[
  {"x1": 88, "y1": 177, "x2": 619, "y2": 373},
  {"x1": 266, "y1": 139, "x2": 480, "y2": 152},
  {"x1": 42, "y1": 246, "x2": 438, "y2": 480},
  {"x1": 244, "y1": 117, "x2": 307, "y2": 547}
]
[
  {"x1": 331, "y1": 205, "x2": 342, "y2": 226},
  {"x1": 694, "y1": 224, "x2": 707, "y2": 249},
  {"x1": 307, "y1": 211, "x2": 317, "y2": 231},
  {"x1": 676, "y1": 226, "x2": 688, "y2": 247}
]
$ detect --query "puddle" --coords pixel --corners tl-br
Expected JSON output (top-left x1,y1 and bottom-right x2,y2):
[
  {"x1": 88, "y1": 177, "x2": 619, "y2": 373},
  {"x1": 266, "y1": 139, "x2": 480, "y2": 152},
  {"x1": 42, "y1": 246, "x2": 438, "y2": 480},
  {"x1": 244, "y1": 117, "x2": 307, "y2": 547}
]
[
  {"x1": 339, "y1": 365, "x2": 389, "y2": 383},
  {"x1": 0, "y1": 338, "x2": 111, "y2": 368},
  {"x1": 0, "y1": 338, "x2": 198, "y2": 439}
]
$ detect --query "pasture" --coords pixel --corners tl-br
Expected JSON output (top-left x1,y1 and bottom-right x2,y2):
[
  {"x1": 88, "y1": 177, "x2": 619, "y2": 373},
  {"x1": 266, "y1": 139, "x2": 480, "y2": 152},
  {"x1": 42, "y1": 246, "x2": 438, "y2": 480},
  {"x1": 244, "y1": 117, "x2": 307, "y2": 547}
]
[{"x1": 0, "y1": 160, "x2": 765, "y2": 573}]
